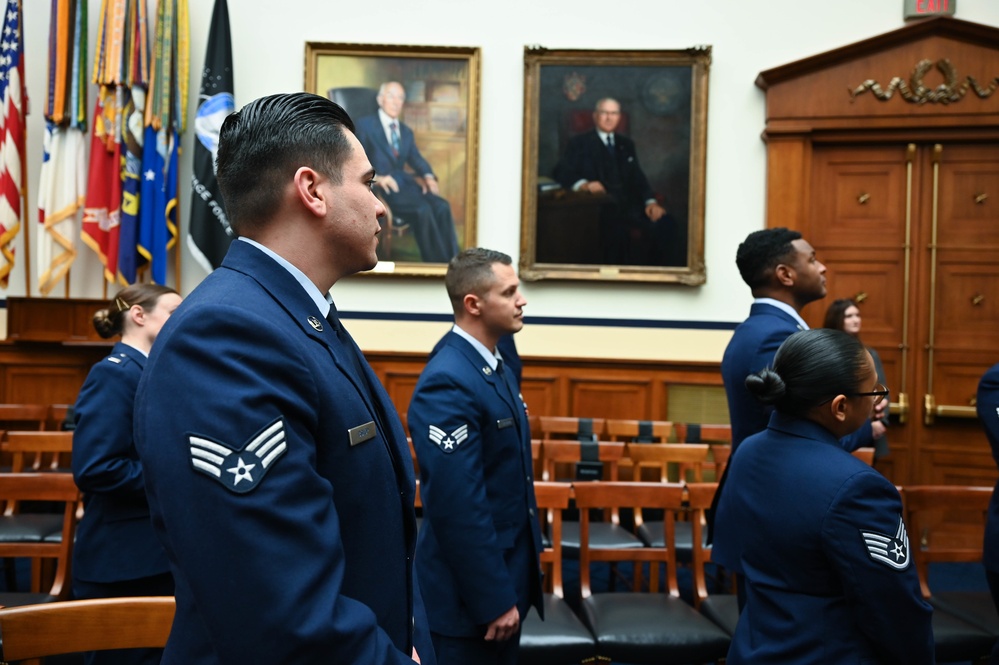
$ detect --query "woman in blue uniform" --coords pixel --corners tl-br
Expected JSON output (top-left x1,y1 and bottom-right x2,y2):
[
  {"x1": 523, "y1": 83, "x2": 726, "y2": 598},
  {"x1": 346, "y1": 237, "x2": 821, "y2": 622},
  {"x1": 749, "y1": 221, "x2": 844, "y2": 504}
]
[
  {"x1": 713, "y1": 328, "x2": 933, "y2": 665},
  {"x1": 72, "y1": 284, "x2": 182, "y2": 665}
]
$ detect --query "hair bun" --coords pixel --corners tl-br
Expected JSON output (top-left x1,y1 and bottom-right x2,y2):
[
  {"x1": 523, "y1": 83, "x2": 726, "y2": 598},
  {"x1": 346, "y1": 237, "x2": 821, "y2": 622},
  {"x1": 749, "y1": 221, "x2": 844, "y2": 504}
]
[{"x1": 745, "y1": 367, "x2": 786, "y2": 405}]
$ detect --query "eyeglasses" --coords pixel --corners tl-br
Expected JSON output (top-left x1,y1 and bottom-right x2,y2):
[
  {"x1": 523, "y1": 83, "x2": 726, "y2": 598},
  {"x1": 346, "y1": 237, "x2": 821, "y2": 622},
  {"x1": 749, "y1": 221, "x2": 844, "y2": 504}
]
[{"x1": 850, "y1": 383, "x2": 889, "y2": 406}]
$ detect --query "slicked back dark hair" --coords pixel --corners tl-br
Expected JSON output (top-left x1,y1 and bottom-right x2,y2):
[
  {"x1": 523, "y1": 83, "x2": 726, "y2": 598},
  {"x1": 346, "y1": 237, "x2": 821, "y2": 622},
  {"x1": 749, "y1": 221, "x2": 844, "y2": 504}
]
[
  {"x1": 445, "y1": 248, "x2": 513, "y2": 312},
  {"x1": 216, "y1": 92, "x2": 355, "y2": 235},
  {"x1": 745, "y1": 328, "x2": 870, "y2": 418},
  {"x1": 735, "y1": 227, "x2": 802, "y2": 290}
]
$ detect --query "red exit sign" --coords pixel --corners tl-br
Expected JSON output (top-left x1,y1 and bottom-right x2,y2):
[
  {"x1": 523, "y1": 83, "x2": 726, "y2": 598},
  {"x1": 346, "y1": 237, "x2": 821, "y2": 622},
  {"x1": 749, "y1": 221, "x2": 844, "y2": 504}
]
[{"x1": 904, "y1": 0, "x2": 956, "y2": 19}]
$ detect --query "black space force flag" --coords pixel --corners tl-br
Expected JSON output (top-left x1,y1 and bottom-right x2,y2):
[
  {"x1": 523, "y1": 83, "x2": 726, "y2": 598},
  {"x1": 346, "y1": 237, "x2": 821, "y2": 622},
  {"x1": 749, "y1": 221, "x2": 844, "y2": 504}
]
[{"x1": 188, "y1": 0, "x2": 235, "y2": 272}]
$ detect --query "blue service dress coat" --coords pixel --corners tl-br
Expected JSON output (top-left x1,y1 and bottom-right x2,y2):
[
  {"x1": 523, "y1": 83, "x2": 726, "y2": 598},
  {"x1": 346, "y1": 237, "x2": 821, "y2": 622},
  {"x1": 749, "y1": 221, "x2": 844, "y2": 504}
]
[
  {"x1": 977, "y1": 362, "x2": 999, "y2": 576},
  {"x1": 354, "y1": 114, "x2": 460, "y2": 263},
  {"x1": 713, "y1": 412, "x2": 934, "y2": 665},
  {"x1": 722, "y1": 302, "x2": 873, "y2": 452},
  {"x1": 408, "y1": 332, "x2": 544, "y2": 637},
  {"x1": 72, "y1": 342, "x2": 170, "y2": 585},
  {"x1": 134, "y1": 240, "x2": 429, "y2": 665}
]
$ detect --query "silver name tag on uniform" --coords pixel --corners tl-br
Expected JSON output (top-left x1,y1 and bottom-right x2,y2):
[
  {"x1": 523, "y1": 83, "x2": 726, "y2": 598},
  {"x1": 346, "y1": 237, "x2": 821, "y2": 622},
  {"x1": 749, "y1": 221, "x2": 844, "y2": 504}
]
[
  {"x1": 497, "y1": 418, "x2": 514, "y2": 429},
  {"x1": 348, "y1": 421, "x2": 377, "y2": 446}
]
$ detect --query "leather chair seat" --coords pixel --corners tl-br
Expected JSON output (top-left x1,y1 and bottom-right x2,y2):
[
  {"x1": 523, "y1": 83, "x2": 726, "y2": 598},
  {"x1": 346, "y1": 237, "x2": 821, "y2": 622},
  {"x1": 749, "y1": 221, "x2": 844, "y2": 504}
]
[
  {"x1": 581, "y1": 592, "x2": 730, "y2": 663},
  {"x1": 562, "y1": 522, "x2": 644, "y2": 557},
  {"x1": 699, "y1": 594, "x2": 740, "y2": 635},
  {"x1": 931, "y1": 590, "x2": 999, "y2": 636},
  {"x1": 0, "y1": 515, "x2": 64, "y2": 542},
  {"x1": 0, "y1": 592, "x2": 58, "y2": 607},
  {"x1": 518, "y1": 594, "x2": 596, "y2": 665},
  {"x1": 930, "y1": 606, "x2": 997, "y2": 663}
]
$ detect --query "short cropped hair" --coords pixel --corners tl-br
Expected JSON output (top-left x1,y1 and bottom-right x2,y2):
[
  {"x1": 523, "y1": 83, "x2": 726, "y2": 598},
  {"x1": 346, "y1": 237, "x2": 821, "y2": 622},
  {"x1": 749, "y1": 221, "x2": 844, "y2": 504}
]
[
  {"x1": 445, "y1": 248, "x2": 513, "y2": 312},
  {"x1": 735, "y1": 227, "x2": 802, "y2": 290},
  {"x1": 216, "y1": 92, "x2": 355, "y2": 235},
  {"x1": 745, "y1": 328, "x2": 869, "y2": 418}
]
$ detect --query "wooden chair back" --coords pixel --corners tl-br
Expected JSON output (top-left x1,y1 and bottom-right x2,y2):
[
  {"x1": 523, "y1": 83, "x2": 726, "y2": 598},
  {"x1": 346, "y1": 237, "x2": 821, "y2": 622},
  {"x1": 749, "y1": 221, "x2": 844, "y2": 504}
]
[
  {"x1": 0, "y1": 596, "x2": 175, "y2": 661},
  {"x1": 851, "y1": 447, "x2": 875, "y2": 465},
  {"x1": 532, "y1": 482, "x2": 572, "y2": 596},
  {"x1": 686, "y1": 482, "x2": 720, "y2": 608},
  {"x1": 674, "y1": 424, "x2": 732, "y2": 480},
  {"x1": 0, "y1": 473, "x2": 80, "y2": 599},
  {"x1": 2, "y1": 433, "x2": 75, "y2": 517},
  {"x1": 710, "y1": 444, "x2": 732, "y2": 480},
  {"x1": 625, "y1": 442, "x2": 710, "y2": 483},
  {"x1": 573, "y1": 481, "x2": 685, "y2": 598},
  {"x1": 605, "y1": 419, "x2": 673, "y2": 443},
  {"x1": 45, "y1": 404, "x2": 75, "y2": 432},
  {"x1": 0, "y1": 406, "x2": 48, "y2": 434},
  {"x1": 673, "y1": 423, "x2": 732, "y2": 444},
  {"x1": 539, "y1": 439, "x2": 625, "y2": 482},
  {"x1": 537, "y1": 416, "x2": 606, "y2": 440},
  {"x1": 901, "y1": 485, "x2": 992, "y2": 599}
]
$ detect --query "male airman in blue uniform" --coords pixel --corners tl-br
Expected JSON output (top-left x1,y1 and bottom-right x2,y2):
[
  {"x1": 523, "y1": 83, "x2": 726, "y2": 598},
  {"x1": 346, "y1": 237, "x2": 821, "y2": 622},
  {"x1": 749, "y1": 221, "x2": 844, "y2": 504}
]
[
  {"x1": 408, "y1": 248, "x2": 543, "y2": 665},
  {"x1": 135, "y1": 93, "x2": 432, "y2": 664}
]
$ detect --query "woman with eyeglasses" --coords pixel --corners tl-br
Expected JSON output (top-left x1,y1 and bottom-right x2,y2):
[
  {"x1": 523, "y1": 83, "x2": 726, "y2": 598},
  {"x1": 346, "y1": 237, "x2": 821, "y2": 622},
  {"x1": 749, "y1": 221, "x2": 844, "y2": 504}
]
[
  {"x1": 824, "y1": 298, "x2": 889, "y2": 458},
  {"x1": 713, "y1": 328, "x2": 933, "y2": 665}
]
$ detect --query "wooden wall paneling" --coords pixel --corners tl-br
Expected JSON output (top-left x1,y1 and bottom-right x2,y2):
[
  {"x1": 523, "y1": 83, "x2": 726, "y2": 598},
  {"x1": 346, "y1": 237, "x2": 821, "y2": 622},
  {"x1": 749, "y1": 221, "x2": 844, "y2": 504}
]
[
  {"x1": 763, "y1": 137, "x2": 810, "y2": 231},
  {"x1": 566, "y1": 374, "x2": 655, "y2": 422},
  {"x1": 519, "y1": 371, "x2": 562, "y2": 419}
]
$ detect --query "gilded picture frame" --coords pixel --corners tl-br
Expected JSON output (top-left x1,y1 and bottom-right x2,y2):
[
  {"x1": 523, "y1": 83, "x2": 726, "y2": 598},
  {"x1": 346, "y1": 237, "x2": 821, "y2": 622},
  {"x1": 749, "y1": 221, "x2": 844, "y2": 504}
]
[
  {"x1": 520, "y1": 47, "x2": 710, "y2": 284},
  {"x1": 305, "y1": 42, "x2": 480, "y2": 276}
]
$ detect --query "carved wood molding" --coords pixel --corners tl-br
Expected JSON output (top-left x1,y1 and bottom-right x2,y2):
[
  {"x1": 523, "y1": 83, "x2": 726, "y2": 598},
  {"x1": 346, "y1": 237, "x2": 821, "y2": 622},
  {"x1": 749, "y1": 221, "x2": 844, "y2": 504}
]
[{"x1": 850, "y1": 58, "x2": 999, "y2": 104}]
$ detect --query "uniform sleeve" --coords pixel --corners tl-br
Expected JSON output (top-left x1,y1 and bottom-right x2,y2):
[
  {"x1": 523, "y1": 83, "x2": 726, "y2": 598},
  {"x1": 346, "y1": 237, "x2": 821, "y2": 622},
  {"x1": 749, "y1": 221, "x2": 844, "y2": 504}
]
[
  {"x1": 977, "y1": 366, "x2": 999, "y2": 460},
  {"x1": 822, "y1": 470, "x2": 935, "y2": 665},
  {"x1": 135, "y1": 306, "x2": 415, "y2": 665},
  {"x1": 72, "y1": 358, "x2": 146, "y2": 495},
  {"x1": 408, "y1": 368, "x2": 519, "y2": 625}
]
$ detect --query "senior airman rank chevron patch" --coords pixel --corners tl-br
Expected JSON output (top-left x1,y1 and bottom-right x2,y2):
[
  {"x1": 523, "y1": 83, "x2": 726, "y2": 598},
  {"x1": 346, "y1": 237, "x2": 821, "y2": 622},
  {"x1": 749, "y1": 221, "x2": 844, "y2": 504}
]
[
  {"x1": 860, "y1": 516, "x2": 910, "y2": 570},
  {"x1": 429, "y1": 424, "x2": 468, "y2": 453},
  {"x1": 188, "y1": 418, "x2": 288, "y2": 494}
]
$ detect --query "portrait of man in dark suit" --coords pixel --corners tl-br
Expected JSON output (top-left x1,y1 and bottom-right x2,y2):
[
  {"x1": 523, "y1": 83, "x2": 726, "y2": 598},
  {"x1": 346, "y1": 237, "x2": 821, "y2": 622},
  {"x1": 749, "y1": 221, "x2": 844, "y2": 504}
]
[
  {"x1": 553, "y1": 97, "x2": 683, "y2": 266},
  {"x1": 522, "y1": 50, "x2": 709, "y2": 283}
]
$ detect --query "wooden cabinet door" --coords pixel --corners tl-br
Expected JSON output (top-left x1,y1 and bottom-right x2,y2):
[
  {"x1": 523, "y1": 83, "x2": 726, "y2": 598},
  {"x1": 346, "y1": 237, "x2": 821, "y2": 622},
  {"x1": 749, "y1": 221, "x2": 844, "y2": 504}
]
[{"x1": 806, "y1": 142, "x2": 999, "y2": 485}]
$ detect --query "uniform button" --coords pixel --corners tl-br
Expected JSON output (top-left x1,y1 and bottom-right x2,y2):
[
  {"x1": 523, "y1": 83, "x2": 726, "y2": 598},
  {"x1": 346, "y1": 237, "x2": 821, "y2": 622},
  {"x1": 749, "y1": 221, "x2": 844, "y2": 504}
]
[
  {"x1": 526, "y1": 475, "x2": 532, "y2": 482},
  {"x1": 529, "y1": 508, "x2": 535, "y2": 517}
]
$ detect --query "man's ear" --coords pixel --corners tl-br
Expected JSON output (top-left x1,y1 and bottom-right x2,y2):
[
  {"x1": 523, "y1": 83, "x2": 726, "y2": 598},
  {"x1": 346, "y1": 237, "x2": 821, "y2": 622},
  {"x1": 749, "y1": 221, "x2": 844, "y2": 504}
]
[
  {"x1": 829, "y1": 394, "x2": 849, "y2": 423},
  {"x1": 462, "y1": 293, "x2": 482, "y2": 318},
  {"x1": 775, "y1": 262, "x2": 795, "y2": 287},
  {"x1": 293, "y1": 166, "x2": 326, "y2": 218}
]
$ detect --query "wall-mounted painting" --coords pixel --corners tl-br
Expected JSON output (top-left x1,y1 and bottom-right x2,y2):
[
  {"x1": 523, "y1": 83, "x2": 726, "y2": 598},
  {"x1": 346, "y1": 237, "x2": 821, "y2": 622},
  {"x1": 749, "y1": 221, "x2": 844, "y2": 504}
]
[
  {"x1": 520, "y1": 47, "x2": 710, "y2": 284},
  {"x1": 305, "y1": 43, "x2": 480, "y2": 275}
]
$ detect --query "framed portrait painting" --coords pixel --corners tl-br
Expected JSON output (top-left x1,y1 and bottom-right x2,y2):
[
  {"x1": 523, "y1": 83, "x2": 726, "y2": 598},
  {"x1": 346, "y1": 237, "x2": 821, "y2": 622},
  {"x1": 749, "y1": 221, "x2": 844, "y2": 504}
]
[
  {"x1": 305, "y1": 43, "x2": 481, "y2": 275},
  {"x1": 520, "y1": 47, "x2": 710, "y2": 284}
]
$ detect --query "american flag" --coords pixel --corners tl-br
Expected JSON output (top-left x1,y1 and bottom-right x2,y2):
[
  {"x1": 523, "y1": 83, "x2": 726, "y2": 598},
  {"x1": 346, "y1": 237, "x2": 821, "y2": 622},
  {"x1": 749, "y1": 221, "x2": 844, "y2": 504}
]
[{"x1": 0, "y1": 0, "x2": 26, "y2": 288}]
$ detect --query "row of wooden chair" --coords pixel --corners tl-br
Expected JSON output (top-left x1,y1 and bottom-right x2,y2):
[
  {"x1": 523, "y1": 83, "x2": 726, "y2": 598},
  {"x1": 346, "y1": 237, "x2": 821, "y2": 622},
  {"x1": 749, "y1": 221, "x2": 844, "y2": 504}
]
[
  {"x1": 0, "y1": 404, "x2": 75, "y2": 436},
  {"x1": 525, "y1": 481, "x2": 999, "y2": 665}
]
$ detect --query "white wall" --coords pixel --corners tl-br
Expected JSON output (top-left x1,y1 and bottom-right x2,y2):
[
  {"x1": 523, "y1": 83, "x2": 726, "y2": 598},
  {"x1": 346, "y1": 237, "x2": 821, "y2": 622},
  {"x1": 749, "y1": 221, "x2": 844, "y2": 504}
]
[{"x1": 5, "y1": 0, "x2": 999, "y2": 359}]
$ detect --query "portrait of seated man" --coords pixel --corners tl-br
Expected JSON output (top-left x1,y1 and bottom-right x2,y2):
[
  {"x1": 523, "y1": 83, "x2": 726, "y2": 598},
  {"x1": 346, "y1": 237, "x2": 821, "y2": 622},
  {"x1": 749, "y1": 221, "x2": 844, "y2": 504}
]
[
  {"x1": 551, "y1": 97, "x2": 686, "y2": 267},
  {"x1": 355, "y1": 81, "x2": 461, "y2": 264}
]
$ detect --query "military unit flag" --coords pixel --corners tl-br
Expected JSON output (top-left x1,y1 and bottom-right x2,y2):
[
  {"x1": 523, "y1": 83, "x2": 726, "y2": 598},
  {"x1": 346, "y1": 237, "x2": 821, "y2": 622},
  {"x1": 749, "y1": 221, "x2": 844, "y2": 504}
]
[
  {"x1": 188, "y1": 0, "x2": 233, "y2": 273},
  {"x1": 37, "y1": 0, "x2": 87, "y2": 295}
]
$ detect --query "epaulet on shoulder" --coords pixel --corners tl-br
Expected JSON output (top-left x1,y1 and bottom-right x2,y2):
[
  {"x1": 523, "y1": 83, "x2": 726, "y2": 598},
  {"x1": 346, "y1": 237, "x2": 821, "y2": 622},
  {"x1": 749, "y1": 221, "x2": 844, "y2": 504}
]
[{"x1": 105, "y1": 352, "x2": 130, "y2": 366}]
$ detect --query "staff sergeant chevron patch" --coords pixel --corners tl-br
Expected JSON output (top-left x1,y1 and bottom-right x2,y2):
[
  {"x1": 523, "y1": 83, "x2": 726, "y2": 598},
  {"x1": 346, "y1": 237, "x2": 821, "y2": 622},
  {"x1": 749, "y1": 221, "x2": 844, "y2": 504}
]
[
  {"x1": 429, "y1": 424, "x2": 469, "y2": 454},
  {"x1": 188, "y1": 418, "x2": 288, "y2": 494},
  {"x1": 860, "y1": 515, "x2": 910, "y2": 570}
]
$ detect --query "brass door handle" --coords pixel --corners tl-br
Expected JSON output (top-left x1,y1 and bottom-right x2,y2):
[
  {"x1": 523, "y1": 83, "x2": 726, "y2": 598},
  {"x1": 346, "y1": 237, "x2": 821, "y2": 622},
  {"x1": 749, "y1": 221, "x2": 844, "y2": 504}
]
[
  {"x1": 975, "y1": 193, "x2": 988, "y2": 204},
  {"x1": 857, "y1": 192, "x2": 871, "y2": 204}
]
